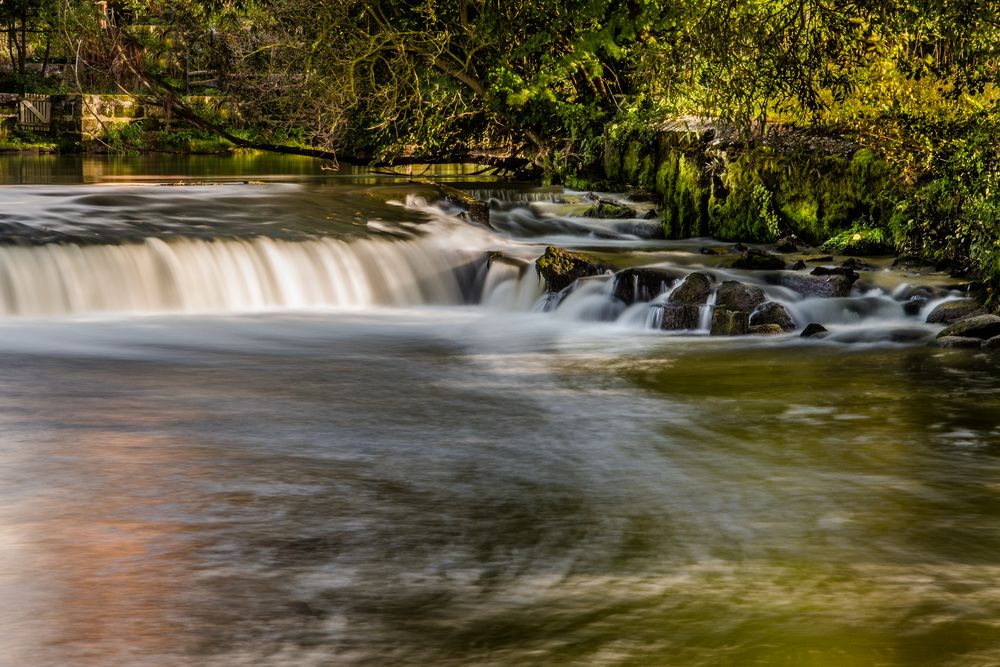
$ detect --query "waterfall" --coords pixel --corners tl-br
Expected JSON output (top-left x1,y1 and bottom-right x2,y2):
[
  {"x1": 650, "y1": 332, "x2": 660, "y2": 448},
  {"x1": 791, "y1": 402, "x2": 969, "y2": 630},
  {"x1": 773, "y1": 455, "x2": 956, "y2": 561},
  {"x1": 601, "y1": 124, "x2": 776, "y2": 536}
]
[{"x1": 0, "y1": 236, "x2": 479, "y2": 317}]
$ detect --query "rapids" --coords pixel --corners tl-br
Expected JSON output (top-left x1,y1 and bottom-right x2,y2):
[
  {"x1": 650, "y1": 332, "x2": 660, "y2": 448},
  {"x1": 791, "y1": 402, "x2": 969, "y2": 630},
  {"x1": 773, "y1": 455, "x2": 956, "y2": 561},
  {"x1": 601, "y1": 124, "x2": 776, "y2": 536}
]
[{"x1": 0, "y1": 154, "x2": 998, "y2": 667}]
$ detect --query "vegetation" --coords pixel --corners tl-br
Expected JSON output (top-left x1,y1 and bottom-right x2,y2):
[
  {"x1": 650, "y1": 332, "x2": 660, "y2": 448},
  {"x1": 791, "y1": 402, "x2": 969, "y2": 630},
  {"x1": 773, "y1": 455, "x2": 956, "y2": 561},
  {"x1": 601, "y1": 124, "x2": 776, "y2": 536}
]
[{"x1": 1, "y1": 0, "x2": 999, "y2": 286}]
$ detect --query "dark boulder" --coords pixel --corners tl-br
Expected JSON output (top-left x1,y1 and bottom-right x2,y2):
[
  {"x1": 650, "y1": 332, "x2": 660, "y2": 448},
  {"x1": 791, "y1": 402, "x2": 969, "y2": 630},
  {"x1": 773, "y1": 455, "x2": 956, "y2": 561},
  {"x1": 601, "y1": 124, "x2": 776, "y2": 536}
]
[
  {"x1": 668, "y1": 272, "x2": 712, "y2": 306},
  {"x1": 790, "y1": 260, "x2": 807, "y2": 271},
  {"x1": 903, "y1": 297, "x2": 928, "y2": 316},
  {"x1": 775, "y1": 236, "x2": 807, "y2": 253},
  {"x1": 810, "y1": 266, "x2": 860, "y2": 284},
  {"x1": 660, "y1": 304, "x2": 702, "y2": 330},
  {"x1": 800, "y1": 323, "x2": 828, "y2": 338},
  {"x1": 731, "y1": 248, "x2": 785, "y2": 271},
  {"x1": 750, "y1": 302, "x2": 796, "y2": 331},
  {"x1": 715, "y1": 280, "x2": 766, "y2": 313},
  {"x1": 749, "y1": 324, "x2": 785, "y2": 336},
  {"x1": 710, "y1": 308, "x2": 749, "y2": 336},
  {"x1": 937, "y1": 314, "x2": 1000, "y2": 340},
  {"x1": 780, "y1": 274, "x2": 853, "y2": 298},
  {"x1": 805, "y1": 256, "x2": 834, "y2": 263},
  {"x1": 535, "y1": 246, "x2": 613, "y2": 293},
  {"x1": 925, "y1": 299, "x2": 986, "y2": 324},
  {"x1": 613, "y1": 268, "x2": 676, "y2": 305},
  {"x1": 983, "y1": 336, "x2": 1000, "y2": 350},
  {"x1": 931, "y1": 336, "x2": 985, "y2": 349}
]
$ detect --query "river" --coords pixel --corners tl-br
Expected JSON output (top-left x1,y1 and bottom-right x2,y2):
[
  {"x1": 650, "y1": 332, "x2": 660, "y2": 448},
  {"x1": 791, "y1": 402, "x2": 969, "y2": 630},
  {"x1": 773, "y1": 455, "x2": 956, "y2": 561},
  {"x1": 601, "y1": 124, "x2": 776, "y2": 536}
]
[{"x1": 1, "y1": 154, "x2": 998, "y2": 666}]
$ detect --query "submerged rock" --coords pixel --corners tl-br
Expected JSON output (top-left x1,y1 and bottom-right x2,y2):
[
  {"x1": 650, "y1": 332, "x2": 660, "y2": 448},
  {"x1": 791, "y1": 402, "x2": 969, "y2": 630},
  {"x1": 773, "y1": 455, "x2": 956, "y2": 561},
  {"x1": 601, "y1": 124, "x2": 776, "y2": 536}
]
[
  {"x1": 710, "y1": 308, "x2": 749, "y2": 336},
  {"x1": 715, "y1": 280, "x2": 766, "y2": 313},
  {"x1": 780, "y1": 274, "x2": 853, "y2": 298},
  {"x1": 750, "y1": 302, "x2": 796, "y2": 331},
  {"x1": 613, "y1": 267, "x2": 676, "y2": 305},
  {"x1": 925, "y1": 299, "x2": 985, "y2": 324},
  {"x1": 936, "y1": 314, "x2": 1000, "y2": 340},
  {"x1": 800, "y1": 323, "x2": 828, "y2": 338},
  {"x1": 535, "y1": 246, "x2": 613, "y2": 293},
  {"x1": 749, "y1": 324, "x2": 785, "y2": 336},
  {"x1": 931, "y1": 336, "x2": 984, "y2": 349},
  {"x1": 731, "y1": 248, "x2": 785, "y2": 271},
  {"x1": 668, "y1": 272, "x2": 712, "y2": 306},
  {"x1": 660, "y1": 304, "x2": 702, "y2": 330}
]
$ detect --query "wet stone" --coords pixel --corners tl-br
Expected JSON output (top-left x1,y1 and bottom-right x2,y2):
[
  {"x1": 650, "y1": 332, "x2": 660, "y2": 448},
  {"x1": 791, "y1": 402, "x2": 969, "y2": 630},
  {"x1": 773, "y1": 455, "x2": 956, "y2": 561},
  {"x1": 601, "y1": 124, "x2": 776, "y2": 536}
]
[
  {"x1": 925, "y1": 299, "x2": 985, "y2": 325},
  {"x1": 937, "y1": 314, "x2": 1000, "y2": 340},
  {"x1": 931, "y1": 336, "x2": 985, "y2": 349},
  {"x1": 800, "y1": 323, "x2": 828, "y2": 338},
  {"x1": 710, "y1": 308, "x2": 749, "y2": 336},
  {"x1": 749, "y1": 324, "x2": 785, "y2": 336},
  {"x1": 668, "y1": 272, "x2": 712, "y2": 306},
  {"x1": 715, "y1": 280, "x2": 766, "y2": 313},
  {"x1": 660, "y1": 304, "x2": 702, "y2": 330},
  {"x1": 612, "y1": 268, "x2": 676, "y2": 305},
  {"x1": 750, "y1": 302, "x2": 796, "y2": 332}
]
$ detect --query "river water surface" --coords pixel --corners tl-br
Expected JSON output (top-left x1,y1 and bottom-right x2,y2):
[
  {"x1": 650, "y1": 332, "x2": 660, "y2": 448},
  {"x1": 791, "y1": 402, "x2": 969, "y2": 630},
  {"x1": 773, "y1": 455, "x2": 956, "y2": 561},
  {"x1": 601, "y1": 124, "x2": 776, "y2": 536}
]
[{"x1": 1, "y1": 154, "x2": 998, "y2": 666}]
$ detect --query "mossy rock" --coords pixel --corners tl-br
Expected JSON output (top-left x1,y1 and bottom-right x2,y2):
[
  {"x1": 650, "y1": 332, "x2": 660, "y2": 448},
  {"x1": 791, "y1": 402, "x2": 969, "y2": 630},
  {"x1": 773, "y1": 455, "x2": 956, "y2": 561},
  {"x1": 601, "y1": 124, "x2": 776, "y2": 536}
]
[
  {"x1": 535, "y1": 246, "x2": 613, "y2": 293},
  {"x1": 582, "y1": 202, "x2": 637, "y2": 219},
  {"x1": 820, "y1": 228, "x2": 893, "y2": 256}
]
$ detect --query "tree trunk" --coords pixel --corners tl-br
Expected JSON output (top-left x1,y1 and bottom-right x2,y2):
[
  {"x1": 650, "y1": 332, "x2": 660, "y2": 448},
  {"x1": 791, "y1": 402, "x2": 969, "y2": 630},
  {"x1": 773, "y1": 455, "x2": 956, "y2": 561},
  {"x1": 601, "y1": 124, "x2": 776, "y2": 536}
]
[
  {"x1": 41, "y1": 34, "x2": 51, "y2": 77},
  {"x1": 18, "y1": 7, "x2": 26, "y2": 77}
]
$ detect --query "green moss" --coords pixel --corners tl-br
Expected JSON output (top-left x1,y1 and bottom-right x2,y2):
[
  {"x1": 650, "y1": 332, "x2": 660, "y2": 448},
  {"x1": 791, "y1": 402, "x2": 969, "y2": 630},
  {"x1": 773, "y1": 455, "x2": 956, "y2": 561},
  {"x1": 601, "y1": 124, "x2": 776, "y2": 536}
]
[{"x1": 820, "y1": 227, "x2": 894, "y2": 255}]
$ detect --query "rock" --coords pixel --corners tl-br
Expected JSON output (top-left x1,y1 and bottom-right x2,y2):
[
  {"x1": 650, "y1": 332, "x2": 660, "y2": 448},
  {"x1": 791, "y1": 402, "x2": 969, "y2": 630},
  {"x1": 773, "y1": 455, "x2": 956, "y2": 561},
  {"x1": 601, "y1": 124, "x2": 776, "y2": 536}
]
[
  {"x1": 937, "y1": 314, "x2": 1000, "y2": 340},
  {"x1": 749, "y1": 324, "x2": 785, "y2": 336},
  {"x1": 715, "y1": 280, "x2": 766, "y2": 313},
  {"x1": 641, "y1": 209, "x2": 660, "y2": 220},
  {"x1": 925, "y1": 299, "x2": 986, "y2": 324},
  {"x1": 983, "y1": 336, "x2": 1000, "y2": 350},
  {"x1": 780, "y1": 274, "x2": 854, "y2": 298},
  {"x1": 903, "y1": 297, "x2": 928, "y2": 316},
  {"x1": 810, "y1": 266, "x2": 860, "y2": 283},
  {"x1": 805, "y1": 256, "x2": 834, "y2": 263},
  {"x1": 775, "y1": 236, "x2": 807, "y2": 253},
  {"x1": 731, "y1": 248, "x2": 785, "y2": 271},
  {"x1": 931, "y1": 336, "x2": 985, "y2": 349},
  {"x1": 581, "y1": 201, "x2": 637, "y2": 219},
  {"x1": 800, "y1": 323, "x2": 828, "y2": 338},
  {"x1": 750, "y1": 302, "x2": 796, "y2": 331},
  {"x1": 612, "y1": 268, "x2": 676, "y2": 305},
  {"x1": 535, "y1": 246, "x2": 613, "y2": 293},
  {"x1": 699, "y1": 247, "x2": 722, "y2": 255},
  {"x1": 660, "y1": 304, "x2": 702, "y2": 330},
  {"x1": 668, "y1": 272, "x2": 712, "y2": 306},
  {"x1": 710, "y1": 308, "x2": 749, "y2": 336},
  {"x1": 820, "y1": 228, "x2": 893, "y2": 255},
  {"x1": 790, "y1": 260, "x2": 807, "y2": 271}
]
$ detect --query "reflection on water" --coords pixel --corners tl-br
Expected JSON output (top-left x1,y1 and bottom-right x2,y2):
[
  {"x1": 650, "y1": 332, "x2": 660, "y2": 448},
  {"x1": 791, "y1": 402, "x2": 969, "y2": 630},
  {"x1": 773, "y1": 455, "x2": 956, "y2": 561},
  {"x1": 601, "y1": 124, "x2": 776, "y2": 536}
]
[
  {"x1": 0, "y1": 155, "x2": 998, "y2": 666},
  {"x1": 1, "y1": 315, "x2": 998, "y2": 666}
]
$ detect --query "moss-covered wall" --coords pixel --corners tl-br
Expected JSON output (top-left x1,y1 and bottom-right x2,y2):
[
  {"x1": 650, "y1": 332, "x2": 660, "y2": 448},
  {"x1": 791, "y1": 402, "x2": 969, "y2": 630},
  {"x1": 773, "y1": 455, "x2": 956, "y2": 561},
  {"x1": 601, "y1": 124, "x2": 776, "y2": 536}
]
[{"x1": 603, "y1": 130, "x2": 900, "y2": 247}]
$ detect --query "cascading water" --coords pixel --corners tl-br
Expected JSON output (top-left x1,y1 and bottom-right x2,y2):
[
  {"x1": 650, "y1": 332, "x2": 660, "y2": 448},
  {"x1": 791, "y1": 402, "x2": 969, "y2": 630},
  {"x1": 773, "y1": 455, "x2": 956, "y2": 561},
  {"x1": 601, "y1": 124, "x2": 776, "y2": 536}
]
[{"x1": 0, "y1": 236, "x2": 481, "y2": 317}]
